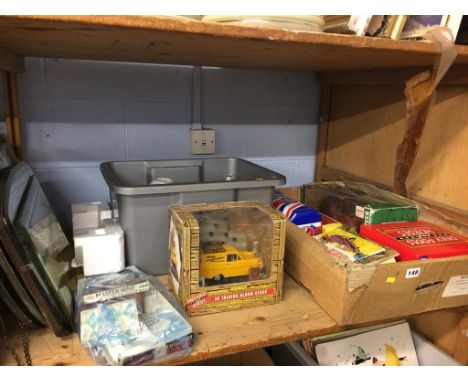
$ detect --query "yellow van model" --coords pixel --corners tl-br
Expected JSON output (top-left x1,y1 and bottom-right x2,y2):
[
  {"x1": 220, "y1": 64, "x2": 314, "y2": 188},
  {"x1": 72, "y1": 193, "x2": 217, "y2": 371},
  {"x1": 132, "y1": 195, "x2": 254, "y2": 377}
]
[{"x1": 200, "y1": 243, "x2": 264, "y2": 282}]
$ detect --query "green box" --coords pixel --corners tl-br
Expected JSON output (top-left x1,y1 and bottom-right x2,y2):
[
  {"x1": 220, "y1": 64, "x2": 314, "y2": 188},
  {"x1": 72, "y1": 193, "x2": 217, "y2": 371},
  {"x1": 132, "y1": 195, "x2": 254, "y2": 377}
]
[
  {"x1": 360, "y1": 202, "x2": 418, "y2": 225},
  {"x1": 306, "y1": 181, "x2": 419, "y2": 231}
]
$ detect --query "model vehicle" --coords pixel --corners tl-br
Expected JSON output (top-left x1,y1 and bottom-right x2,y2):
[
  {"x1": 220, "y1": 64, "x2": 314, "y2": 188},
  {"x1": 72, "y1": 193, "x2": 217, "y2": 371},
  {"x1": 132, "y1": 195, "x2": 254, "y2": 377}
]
[
  {"x1": 322, "y1": 234, "x2": 359, "y2": 253},
  {"x1": 199, "y1": 242, "x2": 264, "y2": 282}
]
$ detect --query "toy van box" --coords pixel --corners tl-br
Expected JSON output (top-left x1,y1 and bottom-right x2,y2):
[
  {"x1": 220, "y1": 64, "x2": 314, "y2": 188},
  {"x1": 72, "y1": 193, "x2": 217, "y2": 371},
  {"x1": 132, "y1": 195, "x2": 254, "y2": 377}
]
[
  {"x1": 169, "y1": 201, "x2": 286, "y2": 316},
  {"x1": 285, "y1": 201, "x2": 468, "y2": 325}
]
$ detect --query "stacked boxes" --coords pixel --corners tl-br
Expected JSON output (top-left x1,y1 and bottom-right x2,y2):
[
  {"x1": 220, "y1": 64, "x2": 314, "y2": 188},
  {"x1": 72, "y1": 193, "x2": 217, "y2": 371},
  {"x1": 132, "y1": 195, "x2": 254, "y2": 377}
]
[{"x1": 285, "y1": 181, "x2": 468, "y2": 325}]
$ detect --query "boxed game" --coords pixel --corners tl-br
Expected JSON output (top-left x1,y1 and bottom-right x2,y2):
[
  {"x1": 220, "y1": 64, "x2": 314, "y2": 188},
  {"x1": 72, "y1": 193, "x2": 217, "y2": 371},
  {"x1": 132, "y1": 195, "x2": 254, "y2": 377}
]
[
  {"x1": 360, "y1": 221, "x2": 468, "y2": 261},
  {"x1": 306, "y1": 181, "x2": 419, "y2": 232},
  {"x1": 169, "y1": 201, "x2": 286, "y2": 316}
]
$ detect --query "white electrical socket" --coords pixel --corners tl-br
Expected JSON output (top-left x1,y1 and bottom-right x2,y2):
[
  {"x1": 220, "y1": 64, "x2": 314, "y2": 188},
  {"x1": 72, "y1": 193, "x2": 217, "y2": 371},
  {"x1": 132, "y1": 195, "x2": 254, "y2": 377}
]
[{"x1": 190, "y1": 128, "x2": 215, "y2": 154}]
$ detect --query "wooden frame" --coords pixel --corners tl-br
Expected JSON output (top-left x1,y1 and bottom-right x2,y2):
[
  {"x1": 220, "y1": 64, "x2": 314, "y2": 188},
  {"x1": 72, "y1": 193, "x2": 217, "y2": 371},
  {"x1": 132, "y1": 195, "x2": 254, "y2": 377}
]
[{"x1": 1, "y1": 71, "x2": 23, "y2": 159}]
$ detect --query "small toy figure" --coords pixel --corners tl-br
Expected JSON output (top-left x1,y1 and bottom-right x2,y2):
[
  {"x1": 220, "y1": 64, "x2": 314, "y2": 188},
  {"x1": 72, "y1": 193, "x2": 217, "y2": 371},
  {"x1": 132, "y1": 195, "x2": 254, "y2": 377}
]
[
  {"x1": 199, "y1": 242, "x2": 264, "y2": 283},
  {"x1": 323, "y1": 234, "x2": 359, "y2": 253},
  {"x1": 352, "y1": 346, "x2": 371, "y2": 365}
]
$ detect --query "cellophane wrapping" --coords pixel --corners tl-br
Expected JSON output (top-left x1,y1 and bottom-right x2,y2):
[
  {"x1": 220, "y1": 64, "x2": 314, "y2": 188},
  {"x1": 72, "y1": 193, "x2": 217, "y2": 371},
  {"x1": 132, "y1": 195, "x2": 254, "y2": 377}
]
[{"x1": 76, "y1": 266, "x2": 193, "y2": 365}]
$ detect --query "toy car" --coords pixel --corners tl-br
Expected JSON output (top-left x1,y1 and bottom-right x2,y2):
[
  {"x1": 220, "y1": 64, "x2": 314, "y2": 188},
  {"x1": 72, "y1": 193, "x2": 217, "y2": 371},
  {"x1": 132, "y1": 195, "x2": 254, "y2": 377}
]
[{"x1": 199, "y1": 242, "x2": 264, "y2": 282}]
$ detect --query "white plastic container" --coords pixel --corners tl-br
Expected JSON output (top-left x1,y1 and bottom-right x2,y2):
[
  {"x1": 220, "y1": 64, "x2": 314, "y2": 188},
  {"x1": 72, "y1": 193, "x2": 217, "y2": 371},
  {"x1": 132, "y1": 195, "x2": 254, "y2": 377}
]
[
  {"x1": 72, "y1": 202, "x2": 125, "y2": 276},
  {"x1": 72, "y1": 202, "x2": 117, "y2": 233},
  {"x1": 72, "y1": 202, "x2": 103, "y2": 232}
]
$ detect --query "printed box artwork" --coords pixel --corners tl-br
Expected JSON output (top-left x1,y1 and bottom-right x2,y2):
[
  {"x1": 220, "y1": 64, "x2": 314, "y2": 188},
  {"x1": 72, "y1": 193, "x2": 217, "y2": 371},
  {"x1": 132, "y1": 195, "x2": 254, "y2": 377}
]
[
  {"x1": 360, "y1": 221, "x2": 468, "y2": 261},
  {"x1": 315, "y1": 226, "x2": 389, "y2": 264},
  {"x1": 272, "y1": 191, "x2": 322, "y2": 235},
  {"x1": 169, "y1": 201, "x2": 286, "y2": 316},
  {"x1": 306, "y1": 181, "x2": 418, "y2": 233},
  {"x1": 76, "y1": 266, "x2": 193, "y2": 366},
  {"x1": 315, "y1": 322, "x2": 419, "y2": 366}
]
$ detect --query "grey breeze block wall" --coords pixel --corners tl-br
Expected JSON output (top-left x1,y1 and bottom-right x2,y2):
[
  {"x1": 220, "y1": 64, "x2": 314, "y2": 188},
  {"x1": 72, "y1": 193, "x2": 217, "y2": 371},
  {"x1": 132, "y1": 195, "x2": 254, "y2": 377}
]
[{"x1": 17, "y1": 58, "x2": 320, "y2": 232}]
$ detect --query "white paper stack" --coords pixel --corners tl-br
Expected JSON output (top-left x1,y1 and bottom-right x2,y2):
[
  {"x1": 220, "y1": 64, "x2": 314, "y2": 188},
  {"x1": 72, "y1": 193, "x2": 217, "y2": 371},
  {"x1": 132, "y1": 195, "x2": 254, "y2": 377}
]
[{"x1": 72, "y1": 202, "x2": 125, "y2": 276}]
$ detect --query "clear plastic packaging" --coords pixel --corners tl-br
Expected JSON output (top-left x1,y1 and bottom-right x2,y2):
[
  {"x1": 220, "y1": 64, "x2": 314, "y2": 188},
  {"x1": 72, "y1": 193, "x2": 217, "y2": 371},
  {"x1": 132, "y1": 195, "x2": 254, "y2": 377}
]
[
  {"x1": 193, "y1": 207, "x2": 272, "y2": 287},
  {"x1": 306, "y1": 181, "x2": 418, "y2": 233},
  {"x1": 76, "y1": 266, "x2": 193, "y2": 365}
]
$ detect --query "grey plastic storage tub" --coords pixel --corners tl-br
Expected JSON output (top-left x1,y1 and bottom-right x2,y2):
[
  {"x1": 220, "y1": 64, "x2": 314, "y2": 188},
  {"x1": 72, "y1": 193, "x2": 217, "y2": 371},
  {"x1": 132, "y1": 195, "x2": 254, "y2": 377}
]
[{"x1": 100, "y1": 158, "x2": 286, "y2": 275}]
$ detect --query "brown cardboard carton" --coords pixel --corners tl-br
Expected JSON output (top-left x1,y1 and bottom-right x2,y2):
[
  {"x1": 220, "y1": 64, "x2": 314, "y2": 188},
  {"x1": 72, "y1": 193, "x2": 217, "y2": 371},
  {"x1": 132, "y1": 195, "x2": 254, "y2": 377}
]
[{"x1": 285, "y1": 221, "x2": 468, "y2": 325}]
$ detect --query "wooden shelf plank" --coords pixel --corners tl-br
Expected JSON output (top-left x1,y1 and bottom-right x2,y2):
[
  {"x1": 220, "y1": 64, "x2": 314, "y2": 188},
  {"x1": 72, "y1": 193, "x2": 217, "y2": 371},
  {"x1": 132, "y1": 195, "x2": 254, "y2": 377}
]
[
  {"x1": 0, "y1": 274, "x2": 340, "y2": 366},
  {"x1": 0, "y1": 45, "x2": 24, "y2": 72},
  {"x1": 0, "y1": 16, "x2": 467, "y2": 71}
]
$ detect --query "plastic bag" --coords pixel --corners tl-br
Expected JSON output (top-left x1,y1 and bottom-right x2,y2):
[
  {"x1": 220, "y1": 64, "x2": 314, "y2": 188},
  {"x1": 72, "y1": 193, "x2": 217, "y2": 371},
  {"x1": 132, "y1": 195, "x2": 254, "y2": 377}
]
[{"x1": 75, "y1": 266, "x2": 193, "y2": 365}]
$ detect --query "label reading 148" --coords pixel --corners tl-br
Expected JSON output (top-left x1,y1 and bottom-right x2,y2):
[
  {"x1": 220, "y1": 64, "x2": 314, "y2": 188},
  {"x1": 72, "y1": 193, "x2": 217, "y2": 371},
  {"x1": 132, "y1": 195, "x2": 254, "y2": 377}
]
[{"x1": 405, "y1": 267, "x2": 421, "y2": 279}]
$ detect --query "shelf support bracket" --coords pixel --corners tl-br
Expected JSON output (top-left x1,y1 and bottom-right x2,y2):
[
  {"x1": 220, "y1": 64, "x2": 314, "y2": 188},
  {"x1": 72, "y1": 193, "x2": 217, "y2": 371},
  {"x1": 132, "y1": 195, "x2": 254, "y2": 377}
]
[
  {"x1": 0, "y1": 46, "x2": 24, "y2": 73},
  {"x1": 393, "y1": 28, "x2": 457, "y2": 196},
  {"x1": 2, "y1": 71, "x2": 23, "y2": 159}
]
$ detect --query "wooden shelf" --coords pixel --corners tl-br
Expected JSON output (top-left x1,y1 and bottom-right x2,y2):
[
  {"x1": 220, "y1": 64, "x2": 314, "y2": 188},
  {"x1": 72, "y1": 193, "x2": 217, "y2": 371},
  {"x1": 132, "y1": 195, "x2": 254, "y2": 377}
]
[
  {"x1": 0, "y1": 274, "x2": 341, "y2": 366},
  {"x1": 1, "y1": 16, "x2": 468, "y2": 72}
]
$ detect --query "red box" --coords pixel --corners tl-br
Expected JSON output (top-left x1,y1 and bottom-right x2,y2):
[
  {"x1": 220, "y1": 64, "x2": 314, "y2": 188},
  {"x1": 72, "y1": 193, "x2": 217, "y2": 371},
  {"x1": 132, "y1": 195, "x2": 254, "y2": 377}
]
[{"x1": 360, "y1": 221, "x2": 468, "y2": 261}]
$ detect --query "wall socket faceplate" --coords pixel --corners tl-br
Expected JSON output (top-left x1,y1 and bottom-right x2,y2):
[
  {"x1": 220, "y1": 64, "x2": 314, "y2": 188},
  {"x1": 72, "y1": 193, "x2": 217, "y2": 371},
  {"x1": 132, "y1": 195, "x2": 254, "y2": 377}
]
[{"x1": 190, "y1": 128, "x2": 215, "y2": 154}]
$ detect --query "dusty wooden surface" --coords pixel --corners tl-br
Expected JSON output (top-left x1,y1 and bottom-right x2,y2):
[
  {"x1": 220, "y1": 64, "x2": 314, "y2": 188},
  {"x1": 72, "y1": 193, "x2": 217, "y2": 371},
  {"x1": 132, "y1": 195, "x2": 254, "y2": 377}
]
[
  {"x1": 320, "y1": 66, "x2": 468, "y2": 86},
  {"x1": 324, "y1": 84, "x2": 406, "y2": 185},
  {"x1": 0, "y1": 16, "x2": 467, "y2": 71},
  {"x1": 0, "y1": 274, "x2": 340, "y2": 366},
  {"x1": 315, "y1": 80, "x2": 468, "y2": 364},
  {"x1": 2, "y1": 72, "x2": 23, "y2": 159},
  {"x1": 394, "y1": 70, "x2": 435, "y2": 196},
  {"x1": 410, "y1": 307, "x2": 468, "y2": 366},
  {"x1": 320, "y1": 84, "x2": 468, "y2": 211},
  {"x1": 315, "y1": 85, "x2": 332, "y2": 182}
]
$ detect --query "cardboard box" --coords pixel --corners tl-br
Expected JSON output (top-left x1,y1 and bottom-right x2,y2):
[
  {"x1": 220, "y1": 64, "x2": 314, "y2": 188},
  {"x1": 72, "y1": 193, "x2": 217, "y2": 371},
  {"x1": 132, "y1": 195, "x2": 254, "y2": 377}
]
[
  {"x1": 169, "y1": 201, "x2": 286, "y2": 316},
  {"x1": 285, "y1": 220, "x2": 468, "y2": 325}
]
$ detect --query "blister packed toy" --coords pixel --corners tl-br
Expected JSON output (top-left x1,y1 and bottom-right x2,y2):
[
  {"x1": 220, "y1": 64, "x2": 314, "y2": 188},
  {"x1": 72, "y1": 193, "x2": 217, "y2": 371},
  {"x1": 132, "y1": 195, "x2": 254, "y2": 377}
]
[{"x1": 76, "y1": 266, "x2": 193, "y2": 365}]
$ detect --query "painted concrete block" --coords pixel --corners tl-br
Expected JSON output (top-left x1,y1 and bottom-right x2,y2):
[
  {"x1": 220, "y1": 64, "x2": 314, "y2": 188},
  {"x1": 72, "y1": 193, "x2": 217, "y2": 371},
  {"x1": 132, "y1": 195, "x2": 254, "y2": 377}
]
[{"x1": 250, "y1": 124, "x2": 317, "y2": 156}]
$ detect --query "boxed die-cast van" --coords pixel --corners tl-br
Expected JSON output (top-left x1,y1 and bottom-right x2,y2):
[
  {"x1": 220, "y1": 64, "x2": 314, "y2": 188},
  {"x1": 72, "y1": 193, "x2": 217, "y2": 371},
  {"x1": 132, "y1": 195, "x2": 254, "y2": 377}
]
[
  {"x1": 169, "y1": 201, "x2": 285, "y2": 316},
  {"x1": 200, "y1": 243, "x2": 264, "y2": 282}
]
